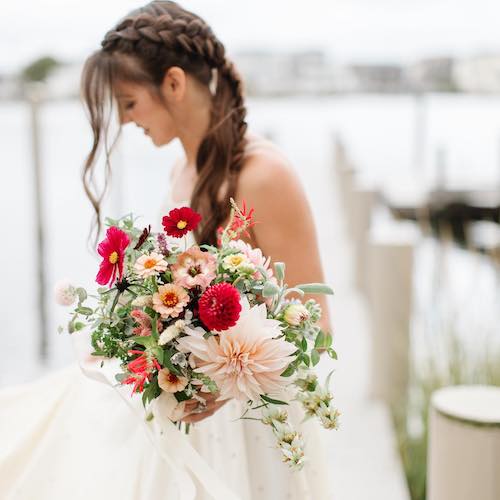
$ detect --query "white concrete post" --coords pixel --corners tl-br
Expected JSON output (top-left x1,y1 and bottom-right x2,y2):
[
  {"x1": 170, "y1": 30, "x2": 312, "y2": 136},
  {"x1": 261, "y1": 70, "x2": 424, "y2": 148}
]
[
  {"x1": 350, "y1": 188, "x2": 376, "y2": 293},
  {"x1": 428, "y1": 385, "x2": 500, "y2": 500},
  {"x1": 367, "y1": 228, "x2": 416, "y2": 407}
]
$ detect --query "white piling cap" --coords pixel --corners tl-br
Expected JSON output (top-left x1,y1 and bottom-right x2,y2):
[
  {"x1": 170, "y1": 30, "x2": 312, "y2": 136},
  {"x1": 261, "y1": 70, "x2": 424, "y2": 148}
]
[{"x1": 432, "y1": 385, "x2": 500, "y2": 425}]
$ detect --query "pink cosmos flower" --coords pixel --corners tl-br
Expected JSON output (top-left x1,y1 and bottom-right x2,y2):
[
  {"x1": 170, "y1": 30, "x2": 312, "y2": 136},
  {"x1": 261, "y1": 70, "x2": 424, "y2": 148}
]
[
  {"x1": 96, "y1": 227, "x2": 131, "y2": 287},
  {"x1": 177, "y1": 299, "x2": 296, "y2": 402},
  {"x1": 130, "y1": 309, "x2": 164, "y2": 337},
  {"x1": 152, "y1": 284, "x2": 190, "y2": 319},
  {"x1": 171, "y1": 247, "x2": 216, "y2": 290},
  {"x1": 228, "y1": 239, "x2": 273, "y2": 280}
]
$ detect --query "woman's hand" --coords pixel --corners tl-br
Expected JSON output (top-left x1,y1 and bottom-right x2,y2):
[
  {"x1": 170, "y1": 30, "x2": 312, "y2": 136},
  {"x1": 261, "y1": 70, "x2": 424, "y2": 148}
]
[{"x1": 181, "y1": 392, "x2": 229, "y2": 424}]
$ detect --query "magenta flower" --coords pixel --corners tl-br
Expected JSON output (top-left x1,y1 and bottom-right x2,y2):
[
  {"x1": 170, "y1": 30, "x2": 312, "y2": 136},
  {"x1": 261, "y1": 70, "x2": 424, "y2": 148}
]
[{"x1": 96, "y1": 227, "x2": 131, "y2": 287}]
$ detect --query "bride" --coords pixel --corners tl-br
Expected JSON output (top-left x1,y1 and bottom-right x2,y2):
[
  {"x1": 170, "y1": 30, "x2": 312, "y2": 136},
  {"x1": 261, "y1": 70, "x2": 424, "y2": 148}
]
[{"x1": 0, "y1": 2, "x2": 334, "y2": 499}]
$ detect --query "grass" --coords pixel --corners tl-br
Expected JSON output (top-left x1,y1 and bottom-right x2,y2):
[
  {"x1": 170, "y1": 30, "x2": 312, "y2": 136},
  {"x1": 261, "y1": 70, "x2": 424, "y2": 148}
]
[{"x1": 393, "y1": 324, "x2": 500, "y2": 500}]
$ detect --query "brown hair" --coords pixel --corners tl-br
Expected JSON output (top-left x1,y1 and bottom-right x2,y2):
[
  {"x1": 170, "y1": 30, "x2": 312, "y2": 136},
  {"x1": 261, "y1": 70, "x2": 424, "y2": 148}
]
[{"x1": 81, "y1": 1, "x2": 247, "y2": 246}]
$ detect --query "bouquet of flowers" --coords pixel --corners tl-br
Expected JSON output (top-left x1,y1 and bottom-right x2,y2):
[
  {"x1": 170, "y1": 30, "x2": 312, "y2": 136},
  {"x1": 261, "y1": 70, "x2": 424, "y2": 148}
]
[{"x1": 57, "y1": 200, "x2": 339, "y2": 470}]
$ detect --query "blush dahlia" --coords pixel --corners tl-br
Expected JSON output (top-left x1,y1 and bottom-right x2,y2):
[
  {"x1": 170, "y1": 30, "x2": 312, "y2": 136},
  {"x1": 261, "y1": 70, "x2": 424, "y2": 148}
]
[
  {"x1": 162, "y1": 207, "x2": 202, "y2": 238},
  {"x1": 198, "y1": 282, "x2": 242, "y2": 331}
]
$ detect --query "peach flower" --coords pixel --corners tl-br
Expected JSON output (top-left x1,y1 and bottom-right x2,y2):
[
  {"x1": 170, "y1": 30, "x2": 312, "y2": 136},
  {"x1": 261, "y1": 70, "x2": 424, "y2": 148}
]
[
  {"x1": 177, "y1": 299, "x2": 296, "y2": 401},
  {"x1": 228, "y1": 239, "x2": 273, "y2": 280},
  {"x1": 158, "y1": 368, "x2": 189, "y2": 393},
  {"x1": 134, "y1": 252, "x2": 168, "y2": 278},
  {"x1": 153, "y1": 284, "x2": 189, "y2": 319},
  {"x1": 171, "y1": 247, "x2": 216, "y2": 290}
]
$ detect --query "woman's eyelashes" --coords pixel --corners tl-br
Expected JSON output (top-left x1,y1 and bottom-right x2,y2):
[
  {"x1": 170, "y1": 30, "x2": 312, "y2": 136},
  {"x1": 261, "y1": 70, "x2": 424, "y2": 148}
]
[{"x1": 124, "y1": 101, "x2": 136, "y2": 110}]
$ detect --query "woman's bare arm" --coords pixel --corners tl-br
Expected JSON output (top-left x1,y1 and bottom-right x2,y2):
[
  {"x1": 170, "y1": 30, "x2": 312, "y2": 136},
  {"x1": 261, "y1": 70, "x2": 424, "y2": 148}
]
[{"x1": 236, "y1": 153, "x2": 332, "y2": 338}]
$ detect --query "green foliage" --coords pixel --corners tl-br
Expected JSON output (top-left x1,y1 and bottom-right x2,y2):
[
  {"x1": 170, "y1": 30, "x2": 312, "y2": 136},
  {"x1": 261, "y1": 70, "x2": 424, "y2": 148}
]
[
  {"x1": 21, "y1": 56, "x2": 60, "y2": 82},
  {"x1": 395, "y1": 338, "x2": 500, "y2": 500}
]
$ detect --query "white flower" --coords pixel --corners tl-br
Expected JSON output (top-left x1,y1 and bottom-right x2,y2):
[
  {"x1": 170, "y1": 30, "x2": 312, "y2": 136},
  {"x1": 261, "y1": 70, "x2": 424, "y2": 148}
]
[
  {"x1": 222, "y1": 253, "x2": 255, "y2": 273},
  {"x1": 279, "y1": 435, "x2": 306, "y2": 470},
  {"x1": 262, "y1": 407, "x2": 288, "y2": 425},
  {"x1": 134, "y1": 252, "x2": 168, "y2": 278},
  {"x1": 158, "y1": 320, "x2": 185, "y2": 345},
  {"x1": 272, "y1": 421, "x2": 297, "y2": 444},
  {"x1": 131, "y1": 295, "x2": 153, "y2": 308},
  {"x1": 316, "y1": 402, "x2": 340, "y2": 430},
  {"x1": 54, "y1": 280, "x2": 77, "y2": 306},
  {"x1": 283, "y1": 303, "x2": 310, "y2": 326}
]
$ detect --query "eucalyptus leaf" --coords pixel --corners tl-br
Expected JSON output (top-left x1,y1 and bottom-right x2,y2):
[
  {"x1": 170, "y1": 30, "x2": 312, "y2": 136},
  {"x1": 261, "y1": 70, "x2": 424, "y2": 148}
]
[
  {"x1": 314, "y1": 330, "x2": 326, "y2": 349},
  {"x1": 296, "y1": 283, "x2": 334, "y2": 295},
  {"x1": 311, "y1": 349, "x2": 320, "y2": 366},
  {"x1": 262, "y1": 281, "x2": 280, "y2": 297},
  {"x1": 274, "y1": 262, "x2": 285, "y2": 282},
  {"x1": 76, "y1": 306, "x2": 93, "y2": 316},
  {"x1": 76, "y1": 287, "x2": 87, "y2": 303}
]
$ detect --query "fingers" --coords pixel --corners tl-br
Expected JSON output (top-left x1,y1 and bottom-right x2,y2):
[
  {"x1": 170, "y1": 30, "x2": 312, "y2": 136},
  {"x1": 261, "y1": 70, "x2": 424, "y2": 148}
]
[{"x1": 180, "y1": 399, "x2": 228, "y2": 423}]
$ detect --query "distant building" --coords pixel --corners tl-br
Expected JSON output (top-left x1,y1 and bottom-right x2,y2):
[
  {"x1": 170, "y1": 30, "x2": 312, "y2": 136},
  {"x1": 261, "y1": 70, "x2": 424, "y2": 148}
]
[
  {"x1": 347, "y1": 64, "x2": 406, "y2": 93},
  {"x1": 453, "y1": 54, "x2": 500, "y2": 93},
  {"x1": 406, "y1": 57, "x2": 455, "y2": 92},
  {"x1": 0, "y1": 74, "x2": 22, "y2": 100},
  {"x1": 233, "y1": 50, "x2": 337, "y2": 95}
]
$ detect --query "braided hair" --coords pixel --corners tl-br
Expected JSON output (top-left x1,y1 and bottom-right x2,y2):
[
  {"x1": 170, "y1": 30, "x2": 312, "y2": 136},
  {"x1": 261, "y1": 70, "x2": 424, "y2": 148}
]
[{"x1": 81, "y1": 1, "x2": 247, "y2": 246}]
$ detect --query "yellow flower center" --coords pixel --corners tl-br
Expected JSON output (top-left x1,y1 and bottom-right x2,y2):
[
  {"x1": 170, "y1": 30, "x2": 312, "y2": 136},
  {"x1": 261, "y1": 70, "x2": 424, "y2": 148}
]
[
  {"x1": 108, "y1": 251, "x2": 118, "y2": 264},
  {"x1": 229, "y1": 255, "x2": 244, "y2": 266},
  {"x1": 144, "y1": 258, "x2": 157, "y2": 269},
  {"x1": 176, "y1": 220, "x2": 188, "y2": 230},
  {"x1": 162, "y1": 292, "x2": 179, "y2": 308}
]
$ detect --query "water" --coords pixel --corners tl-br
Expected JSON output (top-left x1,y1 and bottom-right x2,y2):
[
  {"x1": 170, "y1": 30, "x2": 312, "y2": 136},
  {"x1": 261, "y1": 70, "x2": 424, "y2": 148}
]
[{"x1": 1, "y1": 94, "x2": 500, "y2": 385}]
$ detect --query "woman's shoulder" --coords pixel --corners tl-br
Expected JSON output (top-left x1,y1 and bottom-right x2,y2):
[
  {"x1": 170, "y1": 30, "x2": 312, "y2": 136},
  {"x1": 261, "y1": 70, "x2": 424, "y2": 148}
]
[{"x1": 239, "y1": 134, "x2": 299, "y2": 195}]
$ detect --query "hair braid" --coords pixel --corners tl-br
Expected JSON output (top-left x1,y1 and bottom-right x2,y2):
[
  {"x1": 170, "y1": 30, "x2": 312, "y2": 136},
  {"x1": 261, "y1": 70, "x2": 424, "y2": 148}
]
[{"x1": 82, "y1": 1, "x2": 248, "y2": 246}]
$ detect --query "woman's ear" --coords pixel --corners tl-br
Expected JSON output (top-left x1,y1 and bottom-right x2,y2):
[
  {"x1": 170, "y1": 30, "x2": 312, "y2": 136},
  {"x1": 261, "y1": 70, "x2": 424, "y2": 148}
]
[{"x1": 161, "y1": 66, "x2": 186, "y2": 102}]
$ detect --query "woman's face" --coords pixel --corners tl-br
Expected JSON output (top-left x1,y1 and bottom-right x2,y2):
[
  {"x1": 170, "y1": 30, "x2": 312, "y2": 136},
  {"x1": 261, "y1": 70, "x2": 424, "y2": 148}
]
[{"x1": 114, "y1": 81, "x2": 177, "y2": 147}]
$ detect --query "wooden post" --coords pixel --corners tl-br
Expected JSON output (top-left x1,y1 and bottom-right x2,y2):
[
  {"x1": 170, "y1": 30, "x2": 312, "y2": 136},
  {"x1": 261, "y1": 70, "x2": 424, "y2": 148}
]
[
  {"x1": 428, "y1": 385, "x2": 500, "y2": 500},
  {"x1": 27, "y1": 83, "x2": 48, "y2": 362}
]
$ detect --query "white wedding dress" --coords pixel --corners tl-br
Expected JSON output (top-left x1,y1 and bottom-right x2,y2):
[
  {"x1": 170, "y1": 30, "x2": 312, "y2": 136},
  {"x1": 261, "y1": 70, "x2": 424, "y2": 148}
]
[{"x1": 0, "y1": 182, "x2": 333, "y2": 500}]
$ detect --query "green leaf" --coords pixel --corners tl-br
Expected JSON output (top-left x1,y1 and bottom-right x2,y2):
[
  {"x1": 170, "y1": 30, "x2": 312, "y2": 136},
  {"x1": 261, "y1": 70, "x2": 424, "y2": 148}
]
[
  {"x1": 129, "y1": 336, "x2": 155, "y2": 349},
  {"x1": 262, "y1": 281, "x2": 280, "y2": 297},
  {"x1": 296, "y1": 283, "x2": 334, "y2": 295},
  {"x1": 75, "y1": 306, "x2": 93, "y2": 316},
  {"x1": 328, "y1": 348, "x2": 338, "y2": 360},
  {"x1": 315, "y1": 330, "x2": 326, "y2": 349},
  {"x1": 274, "y1": 262, "x2": 285, "y2": 282},
  {"x1": 301, "y1": 353, "x2": 310, "y2": 367},
  {"x1": 162, "y1": 349, "x2": 182, "y2": 376},
  {"x1": 311, "y1": 349, "x2": 320, "y2": 366},
  {"x1": 152, "y1": 347, "x2": 164, "y2": 365},
  {"x1": 150, "y1": 311, "x2": 159, "y2": 341},
  {"x1": 74, "y1": 322, "x2": 86, "y2": 331},
  {"x1": 300, "y1": 337, "x2": 308, "y2": 352},
  {"x1": 261, "y1": 394, "x2": 288, "y2": 405},
  {"x1": 76, "y1": 287, "x2": 87, "y2": 303},
  {"x1": 280, "y1": 363, "x2": 296, "y2": 377},
  {"x1": 174, "y1": 391, "x2": 191, "y2": 402}
]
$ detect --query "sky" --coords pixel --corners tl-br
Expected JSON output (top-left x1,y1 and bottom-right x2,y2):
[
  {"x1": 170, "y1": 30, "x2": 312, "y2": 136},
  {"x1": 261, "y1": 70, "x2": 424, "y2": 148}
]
[{"x1": 1, "y1": 0, "x2": 500, "y2": 73}]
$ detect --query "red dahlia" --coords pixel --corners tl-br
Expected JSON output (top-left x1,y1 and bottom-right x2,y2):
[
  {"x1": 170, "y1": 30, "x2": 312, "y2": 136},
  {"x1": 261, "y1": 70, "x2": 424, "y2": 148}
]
[
  {"x1": 96, "y1": 226, "x2": 130, "y2": 287},
  {"x1": 198, "y1": 282, "x2": 242, "y2": 331},
  {"x1": 162, "y1": 207, "x2": 202, "y2": 238}
]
